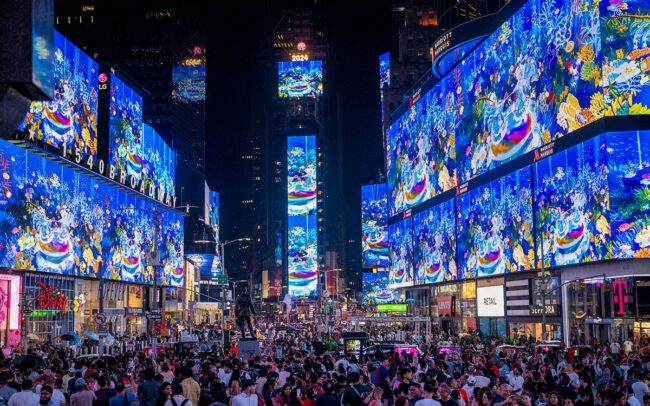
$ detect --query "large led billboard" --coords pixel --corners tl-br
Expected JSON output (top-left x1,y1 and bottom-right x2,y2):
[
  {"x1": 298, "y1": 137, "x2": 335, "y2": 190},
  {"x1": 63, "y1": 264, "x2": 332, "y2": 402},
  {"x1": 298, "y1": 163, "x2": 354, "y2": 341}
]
[
  {"x1": 388, "y1": 217, "x2": 414, "y2": 288},
  {"x1": 19, "y1": 30, "x2": 98, "y2": 158},
  {"x1": 379, "y1": 52, "x2": 390, "y2": 90},
  {"x1": 361, "y1": 184, "x2": 389, "y2": 267},
  {"x1": 534, "y1": 135, "x2": 610, "y2": 267},
  {"x1": 109, "y1": 77, "x2": 175, "y2": 197},
  {"x1": 208, "y1": 190, "x2": 220, "y2": 279},
  {"x1": 413, "y1": 199, "x2": 457, "y2": 284},
  {"x1": 278, "y1": 61, "x2": 323, "y2": 98},
  {"x1": 456, "y1": 168, "x2": 534, "y2": 279},
  {"x1": 287, "y1": 136, "x2": 317, "y2": 215},
  {"x1": 362, "y1": 272, "x2": 397, "y2": 304},
  {"x1": 172, "y1": 65, "x2": 206, "y2": 102},
  {"x1": 387, "y1": 0, "x2": 650, "y2": 217},
  {"x1": 0, "y1": 139, "x2": 183, "y2": 285},
  {"x1": 287, "y1": 215, "x2": 318, "y2": 297}
]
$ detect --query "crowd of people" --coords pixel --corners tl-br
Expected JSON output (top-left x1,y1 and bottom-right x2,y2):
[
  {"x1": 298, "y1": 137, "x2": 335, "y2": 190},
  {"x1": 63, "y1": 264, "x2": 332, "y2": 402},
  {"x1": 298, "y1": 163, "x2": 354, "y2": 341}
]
[{"x1": 0, "y1": 326, "x2": 648, "y2": 406}]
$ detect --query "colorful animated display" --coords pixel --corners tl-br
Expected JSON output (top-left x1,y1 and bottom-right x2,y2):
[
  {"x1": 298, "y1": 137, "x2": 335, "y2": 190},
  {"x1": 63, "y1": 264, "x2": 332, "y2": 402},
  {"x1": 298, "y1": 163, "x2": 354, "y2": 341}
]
[
  {"x1": 287, "y1": 215, "x2": 318, "y2": 297},
  {"x1": 20, "y1": 30, "x2": 98, "y2": 158},
  {"x1": 109, "y1": 77, "x2": 175, "y2": 198},
  {"x1": 413, "y1": 200, "x2": 457, "y2": 284},
  {"x1": 362, "y1": 272, "x2": 397, "y2": 304},
  {"x1": 361, "y1": 184, "x2": 389, "y2": 268},
  {"x1": 534, "y1": 136, "x2": 610, "y2": 267},
  {"x1": 278, "y1": 61, "x2": 323, "y2": 98},
  {"x1": 379, "y1": 52, "x2": 390, "y2": 90},
  {"x1": 387, "y1": 0, "x2": 650, "y2": 216},
  {"x1": 456, "y1": 169, "x2": 534, "y2": 278},
  {"x1": 0, "y1": 139, "x2": 183, "y2": 285},
  {"x1": 208, "y1": 190, "x2": 220, "y2": 280},
  {"x1": 388, "y1": 217, "x2": 414, "y2": 288},
  {"x1": 287, "y1": 136, "x2": 317, "y2": 215},
  {"x1": 172, "y1": 65, "x2": 206, "y2": 102}
]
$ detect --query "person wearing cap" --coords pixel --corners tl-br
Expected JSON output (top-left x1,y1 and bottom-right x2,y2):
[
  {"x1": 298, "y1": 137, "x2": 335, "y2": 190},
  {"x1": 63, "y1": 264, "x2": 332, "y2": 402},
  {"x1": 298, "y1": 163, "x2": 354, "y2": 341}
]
[
  {"x1": 462, "y1": 377, "x2": 477, "y2": 400},
  {"x1": 232, "y1": 380, "x2": 258, "y2": 406},
  {"x1": 70, "y1": 379, "x2": 96, "y2": 406}
]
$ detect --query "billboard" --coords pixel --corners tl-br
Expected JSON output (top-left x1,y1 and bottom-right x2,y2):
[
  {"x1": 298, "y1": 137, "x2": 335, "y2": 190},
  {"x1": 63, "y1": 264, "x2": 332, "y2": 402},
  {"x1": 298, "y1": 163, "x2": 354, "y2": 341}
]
[
  {"x1": 413, "y1": 199, "x2": 457, "y2": 284},
  {"x1": 172, "y1": 65, "x2": 206, "y2": 102},
  {"x1": 386, "y1": 0, "x2": 650, "y2": 217},
  {"x1": 388, "y1": 217, "x2": 414, "y2": 288},
  {"x1": 361, "y1": 184, "x2": 389, "y2": 267},
  {"x1": 477, "y1": 285, "x2": 505, "y2": 317},
  {"x1": 287, "y1": 215, "x2": 318, "y2": 297},
  {"x1": 288, "y1": 136, "x2": 317, "y2": 215},
  {"x1": 0, "y1": 138, "x2": 183, "y2": 285},
  {"x1": 19, "y1": 30, "x2": 98, "y2": 158},
  {"x1": 362, "y1": 272, "x2": 397, "y2": 304},
  {"x1": 278, "y1": 61, "x2": 323, "y2": 98},
  {"x1": 208, "y1": 190, "x2": 220, "y2": 279},
  {"x1": 456, "y1": 168, "x2": 534, "y2": 279},
  {"x1": 379, "y1": 52, "x2": 390, "y2": 90}
]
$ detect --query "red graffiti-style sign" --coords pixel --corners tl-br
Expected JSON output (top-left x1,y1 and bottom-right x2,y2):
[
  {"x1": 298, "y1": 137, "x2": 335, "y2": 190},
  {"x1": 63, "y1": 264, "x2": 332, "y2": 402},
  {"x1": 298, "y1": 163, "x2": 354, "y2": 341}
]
[{"x1": 35, "y1": 281, "x2": 68, "y2": 310}]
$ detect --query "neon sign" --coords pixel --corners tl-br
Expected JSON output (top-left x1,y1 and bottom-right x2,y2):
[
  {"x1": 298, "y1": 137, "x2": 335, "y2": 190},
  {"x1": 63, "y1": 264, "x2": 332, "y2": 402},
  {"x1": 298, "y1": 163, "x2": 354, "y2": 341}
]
[
  {"x1": 35, "y1": 281, "x2": 68, "y2": 310},
  {"x1": 613, "y1": 281, "x2": 629, "y2": 316}
]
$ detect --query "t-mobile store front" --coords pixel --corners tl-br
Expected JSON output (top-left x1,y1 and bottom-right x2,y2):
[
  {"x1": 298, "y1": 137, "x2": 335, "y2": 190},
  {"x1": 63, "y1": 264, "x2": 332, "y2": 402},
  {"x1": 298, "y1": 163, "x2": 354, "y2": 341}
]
[{"x1": 477, "y1": 278, "x2": 506, "y2": 337}]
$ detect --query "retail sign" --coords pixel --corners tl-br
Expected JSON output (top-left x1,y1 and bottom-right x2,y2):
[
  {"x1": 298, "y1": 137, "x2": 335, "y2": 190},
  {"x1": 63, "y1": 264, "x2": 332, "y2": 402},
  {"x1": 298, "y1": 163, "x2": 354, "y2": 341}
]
[
  {"x1": 477, "y1": 286, "x2": 505, "y2": 317},
  {"x1": 437, "y1": 296, "x2": 454, "y2": 317},
  {"x1": 125, "y1": 308, "x2": 144, "y2": 317},
  {"x1": 530, "y1": 304, "x2": 557, "y2": 315},
  {"x1": 612, "y1": 280, "x2": 629, "y2": 316},
  {"x1": 377, "y1": 304, "x2": 407, "y2": 312},
  {"x1": 35, "y1": 281, "x2": 68, "y2": 311}
]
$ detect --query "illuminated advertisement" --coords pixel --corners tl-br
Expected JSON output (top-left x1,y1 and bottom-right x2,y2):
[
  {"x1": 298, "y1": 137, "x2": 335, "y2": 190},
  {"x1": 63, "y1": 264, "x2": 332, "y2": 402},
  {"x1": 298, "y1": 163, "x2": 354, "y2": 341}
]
[
  {"x1": 413, "y1": 199, "x2": 457, "y2": 284},
  {"x1": 287, "y1": 136, "x2": 317, "y2": 216},
  {"x1": 456, "y1": 168, "x2": 534, "y2": 279},
  {"x1": 609, "y1": 131, "x2": 650, "y2": 259},
  {"x1": 20, "y1": 30, "x2": 98, "y2": 158},
  {"x1": 477, "y1": 285, "x2": 505, "y2": 317},
  {"x1": 0, "y1": 138, "x2": 183, "y2": 285},
  {"x1": 172, "y1": 65, "x2": 206, "y2": 102},
  {"x1": 379, "y1": 52, "x2": 390, "y2": 90},
  {"x1": 110, "y1": 77, "x2": 175, "y2": 197},
  {"x1": 362, "y1": 272, "x2": 396, "y2": 304},
  {"x1": 388, "y1": 217, "x2": 414, "y2": 288},
  {"x1": 361, "y1": 184, "x2": 389, "y2": 267},
  {"x1": 278, "y1": 61, "x2": 323, "y2": 98},
  {"x1": 287, "y1": 215, "x2": 318, "y2": 297},
  {"x1": 534, "y1": 136, "x2": 610, "y2": 267},
  {"x1": 208, "y1": 190, "x2": 220, "y2": 279}
]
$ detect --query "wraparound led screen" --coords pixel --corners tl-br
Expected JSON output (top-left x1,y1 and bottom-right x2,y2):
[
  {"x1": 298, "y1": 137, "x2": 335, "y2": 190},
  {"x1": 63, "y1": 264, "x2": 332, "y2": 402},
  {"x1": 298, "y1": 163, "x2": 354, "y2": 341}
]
[
  {"x1": 20, "y1": 30, "x2": 98, "y2": 158},
  {"x1": 287, "y1": 215, "x2": 317, "y2": 297},
  {"x1": 413, "y1": 199, "x2": 457, "y2": 284},
  {"x1": 208, "y1": 190, "x2": 220, "y2": 280},
  {"x1": 362, "y1": 272, "x2": 397, "y2": 304},
  {"x1": 388, "y1": 217, "x2": 414, "y2": 288},
  {"x1": 278, "y1": 61, "x2": 323, "y2": 98},
  {"x1": 379, "y1": 52, "x2": 390, "y2": 90},
  {"x1": 0, "y1": 139, "x2": 183, "y2": 286},
  {"x1": 287, "y1": 136, "x2": 317, "y2": 216},
  {"x1": 172, "y1": 65, "x2": 206, "y2": 102},
  {"x1": 361, "y1": 184, "x2": 389, "y2": 267},
  {"x1": 387, "y1": 0, "x2": 650, "y2": 217}
]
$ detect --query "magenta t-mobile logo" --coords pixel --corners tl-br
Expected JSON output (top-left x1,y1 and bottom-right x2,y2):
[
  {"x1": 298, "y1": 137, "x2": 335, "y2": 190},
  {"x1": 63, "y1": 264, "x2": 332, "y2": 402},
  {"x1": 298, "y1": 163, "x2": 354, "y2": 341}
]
[{"x1": 612, "y1": 281, "x2": 629, "y2": 315}]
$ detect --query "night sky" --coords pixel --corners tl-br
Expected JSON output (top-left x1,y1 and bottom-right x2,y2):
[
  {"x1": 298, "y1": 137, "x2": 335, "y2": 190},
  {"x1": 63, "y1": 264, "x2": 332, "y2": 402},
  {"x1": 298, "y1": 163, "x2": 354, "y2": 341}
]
[{"x1": 207, "y1": 0, "x2": 392, "y2": 247}]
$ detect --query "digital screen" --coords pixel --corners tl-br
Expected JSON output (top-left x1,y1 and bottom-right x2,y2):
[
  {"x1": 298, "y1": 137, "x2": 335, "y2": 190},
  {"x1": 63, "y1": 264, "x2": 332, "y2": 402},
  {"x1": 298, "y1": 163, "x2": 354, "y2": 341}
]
[
  {"x1": 0, "y1": 139, "x2": 183, "y2": 285},
  {"x1": 609, "y1": 130, "x2": 650, "y2": 259},
  {"x1": 534, "y1": 135, "x2": 610, "y2": 267},
  {"x1": 287, "y1": 136, "x2": 317, "y2": 215},
  {"x1": 186, "y1": 254, "x2": 215, "y2": 282},
  {"x1": 413, "y1": 199, "x2": 457, "y2": 284},
  {"x1": 278, "y1": 61, "x2": 323, "y2": 98},
  {"x1": 377, "y1": 304, "x2": 406, "y2": 312},
  {"x1": 208, "y1": 190, "x2": 221, "y2": 279},
  {"x1": 379, "y1": 52, "x2": 390, "y2": 90},
  {"x1": 142, "y1": 124, "x2": 176, "y2": 198},
  {"x1": 287, "y1": 215, "x2": 318, "y2": 297},
  {"x1": 361, "y1": 272, "x2": 396, "y2": 304},
  {"x1": 456, "y1": 168, "x2": 534, "y2": 279},
  {"x1": 361, "y1": 184, "x2": 389, "y2": 267},
  {"x1": 20, "y1": 30, "x2": 98, "y2": 158},
  {"x1": 172, "y1": 65, "x2": 205, "y2": 102},
  {"x1": 388, "y1": 217, "x2": 414, "y2": 288}
]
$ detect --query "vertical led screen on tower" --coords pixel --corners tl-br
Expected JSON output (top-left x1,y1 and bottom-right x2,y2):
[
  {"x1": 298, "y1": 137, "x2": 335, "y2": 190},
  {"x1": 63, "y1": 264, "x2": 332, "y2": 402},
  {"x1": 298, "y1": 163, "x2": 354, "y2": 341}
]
[
  {"x1": 413, "y1": 199, "x2": 457, "y2": 284},
  {"x1": 388, "y1": 217, "x2": 414, "y2": 288},
  {"x1": 287, "y1": 136, "x2": 317, "y2": 297},
  {"x1": 287, "y1": 136, "x2": 317, "y2": 215},
  {"x1": 278, "y1": 61, "x2": 323, "y2": 98},
  {"x1": 208, "y1": 190, "x2": 221, "y2": 279},
  {"x1": 534, "y1": 135, "x2": 610, "y2": 267},
  {"x1": 287, "y1": 215, "x2": 318, "y2": 297},
  {"x1": 361, "y1": 184, "x2": 389, "y2": 267},
  {"x1": 0, "y1": 138, "x2": 183, "y2": 286},
  {"x1": 379, "y1": 52, "x2": 390, "y2": 90},
  {"x1": 362, "y1": 272, "x2": 396, "y2": 304},
  {"x1": 19, "y1": 30, "x2": 98, "y2": 158},
  {"x1": 172, "y1": 65, "x2": 206, "y2": 102},
  {"x1": 456, "y1": 168, "x2": 534, "y2": 279}
]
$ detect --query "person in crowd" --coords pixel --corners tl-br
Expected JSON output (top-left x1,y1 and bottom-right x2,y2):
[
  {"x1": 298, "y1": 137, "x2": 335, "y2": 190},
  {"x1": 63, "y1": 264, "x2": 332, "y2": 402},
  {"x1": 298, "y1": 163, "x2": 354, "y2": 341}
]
[
  {"x1": 9, "y1": 380, "x2": 39, "y2": 406},
  {"x1": 164, "y1": 385, "x2": 191, "y2": 406},
  {"x1": 39, "y1": 386, "x2": 57, "y2": 406},
  {"x1": 70, "y1": 379, "x2": 96, "y2": 406}
]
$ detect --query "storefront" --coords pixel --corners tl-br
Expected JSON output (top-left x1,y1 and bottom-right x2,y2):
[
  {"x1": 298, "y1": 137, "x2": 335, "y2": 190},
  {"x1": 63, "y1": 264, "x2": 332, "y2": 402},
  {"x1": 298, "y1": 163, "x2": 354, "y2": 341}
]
[
  {"x1": 0, "y1": 273, "x2": 21, "y2": 348},
  {"x1": 23, "y1": 273, "x2": 76, "y2": 340},
  {"x1": 431, "y1": 283, "x2": 462, "y2": 334},
  {"x1": 477, "y1": 279, "x2": 506, "y2": 337},
  {"x1": 506, "y1": 272, "x2": 562, "y2": 341}
]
